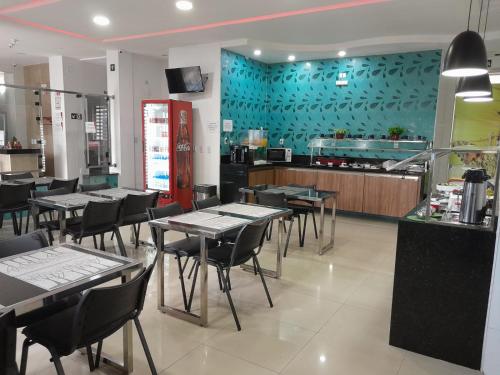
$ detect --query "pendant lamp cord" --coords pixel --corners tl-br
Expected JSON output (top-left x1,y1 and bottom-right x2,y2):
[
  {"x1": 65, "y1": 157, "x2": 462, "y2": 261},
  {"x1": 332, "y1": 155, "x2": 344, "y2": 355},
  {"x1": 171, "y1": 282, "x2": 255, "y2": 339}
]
[
  {"x1": 467, "y1": 0, "x2": 472, "y2": 30},
  {"x1": 478, "y1": 0, "x2": 484, "y2": 32},
  {"x1": 483, "y1": 0, "x2": 490, "y2": 38}
]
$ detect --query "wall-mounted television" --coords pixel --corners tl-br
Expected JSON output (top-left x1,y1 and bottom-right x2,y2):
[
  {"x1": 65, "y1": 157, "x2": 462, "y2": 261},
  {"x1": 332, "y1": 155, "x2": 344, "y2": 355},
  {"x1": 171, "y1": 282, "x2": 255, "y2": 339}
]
[{"x1": 165, "y1": 66, "x2": 205, "y2": 94}]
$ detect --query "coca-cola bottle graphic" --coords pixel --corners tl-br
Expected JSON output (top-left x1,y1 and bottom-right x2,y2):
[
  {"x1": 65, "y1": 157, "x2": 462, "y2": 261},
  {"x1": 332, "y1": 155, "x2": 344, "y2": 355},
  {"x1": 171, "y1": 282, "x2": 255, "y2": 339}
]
[{"x1": 176, "y1": 110, "x2": 191, "y2": 189}]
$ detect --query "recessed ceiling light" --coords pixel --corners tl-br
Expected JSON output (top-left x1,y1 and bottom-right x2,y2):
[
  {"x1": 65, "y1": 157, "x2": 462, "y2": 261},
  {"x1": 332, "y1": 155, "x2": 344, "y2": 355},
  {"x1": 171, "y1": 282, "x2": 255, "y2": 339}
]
[
  {"x1": 254, "y1": 49, "x2": 262, "y2": 56},
  {"x1": 93, "y1": 15, "x2": 110, "y2": 26},
  {"x1": 337, "y1": 50, "x2": 346, "y2": 57},
  {"x1": 288, "y1": 55, "x2": 296, "y2": 62},
  {"x1": 176, "y1": 1, "x2": 193, "y2": 11}
]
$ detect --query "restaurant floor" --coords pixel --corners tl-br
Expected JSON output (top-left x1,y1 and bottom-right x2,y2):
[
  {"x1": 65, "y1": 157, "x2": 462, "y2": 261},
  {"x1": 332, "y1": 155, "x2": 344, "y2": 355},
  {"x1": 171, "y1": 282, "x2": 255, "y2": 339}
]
[{"x1": 0, "y1": 215, "x2": 479, "y2": 375}]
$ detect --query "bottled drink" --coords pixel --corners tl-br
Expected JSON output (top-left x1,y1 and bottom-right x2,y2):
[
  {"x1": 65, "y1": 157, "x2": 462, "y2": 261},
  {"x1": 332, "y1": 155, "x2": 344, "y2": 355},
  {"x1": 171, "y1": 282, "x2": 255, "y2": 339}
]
[{"x1": 176, "y1": 110, "x2": 191, "y2": 189}]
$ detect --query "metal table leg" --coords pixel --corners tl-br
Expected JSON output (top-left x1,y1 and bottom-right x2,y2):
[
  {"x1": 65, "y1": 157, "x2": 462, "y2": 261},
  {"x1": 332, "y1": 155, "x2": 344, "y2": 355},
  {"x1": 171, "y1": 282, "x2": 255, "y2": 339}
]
[
  {"x1": 58, "y1": 210, "x2": 66, "y2": 244},
  {"x1": 156, "y1": 227, "x2": 206, "y2": 326},
  {"x1": 318, "y1": 196, "x2": 335, "y2": 255},
  {"x1": 121, "y1": 272, "x2": 134, "y2": 372}
]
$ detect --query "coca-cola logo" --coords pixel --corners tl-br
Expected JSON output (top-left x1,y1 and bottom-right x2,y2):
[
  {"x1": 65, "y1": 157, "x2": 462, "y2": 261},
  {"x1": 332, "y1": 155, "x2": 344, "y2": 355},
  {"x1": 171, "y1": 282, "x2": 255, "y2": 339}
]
[{"x1": 176, "y1": 143, "x2": 191, "y2": 152}]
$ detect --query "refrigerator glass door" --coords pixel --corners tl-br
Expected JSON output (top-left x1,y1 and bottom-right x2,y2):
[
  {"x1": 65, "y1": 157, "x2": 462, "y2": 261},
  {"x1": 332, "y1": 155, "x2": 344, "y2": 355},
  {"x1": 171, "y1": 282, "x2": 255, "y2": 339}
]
[{"x1": 144, "y1": 102, "x2": 170, "y2": 191}]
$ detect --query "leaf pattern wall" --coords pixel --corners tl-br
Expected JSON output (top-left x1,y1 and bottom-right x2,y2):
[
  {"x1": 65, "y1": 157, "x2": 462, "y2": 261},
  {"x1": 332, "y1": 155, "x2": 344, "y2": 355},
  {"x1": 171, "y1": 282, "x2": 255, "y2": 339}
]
[{"x1": 221, "y1": 49, "x2": 441, "y2": 159}]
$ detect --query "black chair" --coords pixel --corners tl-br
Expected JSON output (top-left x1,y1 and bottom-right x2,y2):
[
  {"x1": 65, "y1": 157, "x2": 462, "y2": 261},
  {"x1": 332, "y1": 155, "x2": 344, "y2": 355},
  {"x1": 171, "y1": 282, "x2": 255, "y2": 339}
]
[
  {"x1": 287, "y1": 184, "x2": 318, "y2": 241},
  {"x1": 20, "y1": 255, "x2": 159, "y2": 375},
  {"x1": 0, "y1": 183, "x2": 34, "y2": 235},
  {"x1": 255, "y1": 191, "x2": 296, "y2": 256},
  {"x1": 192, "y1": 195, "x2": 221, "y2": 210},
  {"x1": 49, "y1": 178, "x2": 78, "y2": 193},
  {"x1": 0, "y1": 309, "x2": 19, "y2": 375},
  {"x1": 188, "y1": 220, "x2": 273, "y2": 331},
  {"x1": 64, "y1": 200, "x2": 127, "y2": 257},
  {"x1": 31, "y1": 188, "x2": 73, "y2": 245},
  {"x1": 79, "y1": 183, "x2": 111, "y2": 192},
  {"x1": 0, "y1": 231, "x2": 82, "y2": 328},
  {"x1": 119, "y1": 192, "x2": 159, "y2": 248},
  {"x1": 1, "y1": 172, "x2": 33, "y2": 181},
  {"x1": 148, "y1": 203, "x2": 219, "y2": 311}
]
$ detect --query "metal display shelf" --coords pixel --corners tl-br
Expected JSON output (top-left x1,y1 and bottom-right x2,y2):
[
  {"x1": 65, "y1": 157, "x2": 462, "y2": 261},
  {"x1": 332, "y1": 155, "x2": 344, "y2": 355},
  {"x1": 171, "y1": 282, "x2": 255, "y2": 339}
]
[{"x1": 308, "y1": 138, "x2": 431, "y2": 161}]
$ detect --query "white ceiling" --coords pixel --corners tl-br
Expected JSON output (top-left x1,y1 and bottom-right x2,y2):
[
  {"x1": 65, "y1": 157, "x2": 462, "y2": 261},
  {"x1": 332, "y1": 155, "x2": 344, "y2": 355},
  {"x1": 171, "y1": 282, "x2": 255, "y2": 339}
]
[{"x1": 0, "y1": 0, "x2": 499, "y2": 71}]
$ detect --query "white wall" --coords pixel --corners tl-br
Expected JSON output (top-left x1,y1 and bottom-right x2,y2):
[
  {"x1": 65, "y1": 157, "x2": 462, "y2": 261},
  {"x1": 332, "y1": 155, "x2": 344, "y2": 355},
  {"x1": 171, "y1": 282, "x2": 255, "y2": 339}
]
[
  {"x1": 49, "y1": 56, "x2": 106, "y2": 178},
  {"x1": 0, "y1": 69, "x2": 28, "y2": 146},
  {"x1": 107, "y1": 50, "x2": 168, "y2": 188},
  {"x1": 168, "y1": 42, "x2": 224, "y2": 189}
]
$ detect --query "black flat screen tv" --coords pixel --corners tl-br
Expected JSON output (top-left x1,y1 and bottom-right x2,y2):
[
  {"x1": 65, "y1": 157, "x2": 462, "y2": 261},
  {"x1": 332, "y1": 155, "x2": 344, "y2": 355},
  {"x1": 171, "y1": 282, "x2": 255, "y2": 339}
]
[{"x1": 165, "y1": 66, "x2": 205, "y2": 94}]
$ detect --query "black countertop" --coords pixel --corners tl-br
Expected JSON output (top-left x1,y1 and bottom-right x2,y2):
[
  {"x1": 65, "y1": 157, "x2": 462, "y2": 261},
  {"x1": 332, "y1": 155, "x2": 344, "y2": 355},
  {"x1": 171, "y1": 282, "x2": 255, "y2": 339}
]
[{"x1": 0, "y1": 148, "x2": 41, "y2": 155}]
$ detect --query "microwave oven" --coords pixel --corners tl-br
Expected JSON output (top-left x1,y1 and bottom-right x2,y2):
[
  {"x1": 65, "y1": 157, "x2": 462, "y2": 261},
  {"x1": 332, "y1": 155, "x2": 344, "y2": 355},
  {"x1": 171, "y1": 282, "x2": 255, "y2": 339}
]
[{"x1": 267, "y1": 148, "x2": 292, "y2": 162}]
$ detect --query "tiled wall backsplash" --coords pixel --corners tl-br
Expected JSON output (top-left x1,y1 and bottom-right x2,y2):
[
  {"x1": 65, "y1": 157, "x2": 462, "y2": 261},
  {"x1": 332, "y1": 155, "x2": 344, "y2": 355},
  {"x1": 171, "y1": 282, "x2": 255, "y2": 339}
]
[{"x1": 221, "y1": 49, "x2": 441, "y2": 159}]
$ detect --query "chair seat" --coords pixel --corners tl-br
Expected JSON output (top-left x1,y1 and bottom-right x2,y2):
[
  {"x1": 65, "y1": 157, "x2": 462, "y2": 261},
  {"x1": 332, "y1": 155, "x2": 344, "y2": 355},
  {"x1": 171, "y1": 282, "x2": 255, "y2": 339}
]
[
  {"x1": 0, "y1": 203, "x2": 31, "y2": 213},
  {"x1": 195, "y1": 243, "x2": 252, "y2": 268},
  {"x1": 288, "y1": 203, "x2": 313, "y2": 215},
  {"x1": 64, "y1": 221, "x2": 114, "y2": 238},
  {"x1": 121, "y1": 213, "x2": 148, "y2": 226},
  {"x1": 22, "y1": 304, "x2": 77, "y2": 356},
  {"x1": 16, "y1": 294, "x2": 82, "y2": 328},
  {"x1": 40, "y1": 217, "x2": 82, "y2": 231},
  {"x1": 164, "y1": 237, "x2": 218, "y2": 257}
]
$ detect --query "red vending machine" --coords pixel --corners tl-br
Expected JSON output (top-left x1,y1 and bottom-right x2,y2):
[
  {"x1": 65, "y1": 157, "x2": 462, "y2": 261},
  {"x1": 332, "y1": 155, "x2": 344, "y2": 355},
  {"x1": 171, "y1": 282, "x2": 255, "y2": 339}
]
[{"x1": 142, "y1": 99, "x2": 193, "y2": 209}]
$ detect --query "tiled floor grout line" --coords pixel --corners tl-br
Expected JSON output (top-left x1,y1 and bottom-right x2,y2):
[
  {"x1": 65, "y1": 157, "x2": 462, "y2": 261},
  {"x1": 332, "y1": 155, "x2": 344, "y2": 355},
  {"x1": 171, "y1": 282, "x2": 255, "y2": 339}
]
[{"x1": 160, "y1": 342, "x2": 204, "y2": 374}]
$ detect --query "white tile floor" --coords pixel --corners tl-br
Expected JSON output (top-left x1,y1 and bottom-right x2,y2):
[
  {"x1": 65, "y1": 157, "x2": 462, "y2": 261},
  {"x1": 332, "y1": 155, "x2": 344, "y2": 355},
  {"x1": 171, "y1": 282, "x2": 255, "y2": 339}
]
[{"x1": 0, "y1": 213, "x2": 480, "y2": 375}]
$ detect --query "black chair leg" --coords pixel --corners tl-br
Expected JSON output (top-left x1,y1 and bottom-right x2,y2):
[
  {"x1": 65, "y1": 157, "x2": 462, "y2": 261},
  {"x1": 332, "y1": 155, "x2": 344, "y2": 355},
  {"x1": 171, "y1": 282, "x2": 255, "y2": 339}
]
[
  {"x1": 48, "y1": 347, "x2": 66, "y2": 375},
  {"x1": 135, "y1": 223, "x2": 141, "y2": 248},
  {"x1": 254, "y1": 256, "x2": 273, "y2": 308},
  {"x1": 93, "y1": 235, "x2": 98, "y2": 249},
  {"x1": 19, "y1": 213, "x2": 23, "y2": 236},
  {"x1": 300, "y1": 213, "x2": 308, "y2": 247},
  {"x1": 110, "y1": 231, "x2": 115, "y2": 241},
  {"x1": 20, "y1": 338, "x2": 32, "y2": 375},
  {"x1": 12, "y1": 212, "x2": 19, "y2": 236},
  {"x1": 187, "y1": 260, "x2": 196, "y2": 279},
  {"x1": 311, "y1": 206, "x2": 318, "y2": 239},
  {"x1": 78, "y1": 237, "x2": 83, "y2": 245},
  {"x1": 216, "y1": 268, "x2": 223, "y2": 291},
  {"x1": 134, "y1": 317, "x2": 158, "y2": 375},
  {"x1": 86, "y1": 345, "x2": 95, "y2": 371},
  {"x1": 252, "y1": 257, "x2": 257, "y2": 275},
  {"x1": 95, "y1": 341, "x2": 103, "y2": 368},
  {"x1": 48, "y1": 229, "x2": 54, "y2": 245},
  {"x1": 182, "y1": 257, "x2": 189, "y2": 273},
  {"x1": 175, "y1": 255, "x2": 189, "y2": 311},
  {"x1": 99, "y1": 233, "x2": 105, "y2": 251},
  {"x1": 296, "y1": 214, "x2": 302, "y2": 246},
  {"x1": 187, "y1": 261, "x2": 200, "y2": 311},
  {"x1": 283, "y1": 218, "x2": 294, "y2": 258},
  {"x1": 226, "y1": 270, "x2": 232, "y2": 291},
  {"x1": 25, "y1": 211, "x2": 30, "y2": 233},
  {"x1": 113, "y1": 228, "x2": 127, "y2": 257},
  {"x1": 266, "y1": 220, "x2": 273, "y2": 241},
  {"x1": 218, "y1": 266, "x2": 241, "y2": 331},
  {"x1": 0, "y1": 213, "x2": 3, "y2": 228}
]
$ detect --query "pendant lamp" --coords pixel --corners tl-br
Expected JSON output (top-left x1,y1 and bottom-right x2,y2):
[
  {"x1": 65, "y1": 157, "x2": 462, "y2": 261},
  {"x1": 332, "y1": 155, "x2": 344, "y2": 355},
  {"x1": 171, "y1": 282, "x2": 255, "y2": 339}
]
[
  {"x1": 442, "y1": 0, "x2": 488, "y2": 77},
  {"x1": 456, "y1": 73, "x2": 492, "y2": 97}
]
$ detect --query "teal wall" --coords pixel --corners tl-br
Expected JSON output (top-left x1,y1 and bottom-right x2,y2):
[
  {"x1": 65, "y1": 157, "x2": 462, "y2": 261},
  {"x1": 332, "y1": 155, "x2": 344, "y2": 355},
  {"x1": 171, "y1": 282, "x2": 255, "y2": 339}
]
[{"x1": 221, "y1": 49, "x2": 441, "y2": 159}]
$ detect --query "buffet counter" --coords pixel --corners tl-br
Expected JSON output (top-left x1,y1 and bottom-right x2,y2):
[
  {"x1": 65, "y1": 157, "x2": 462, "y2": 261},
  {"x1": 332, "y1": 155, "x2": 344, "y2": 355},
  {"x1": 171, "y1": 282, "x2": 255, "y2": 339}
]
[
  {"x1": 0, "y1": 149, "x2": 40, "y2": 175},
  {"x1": 389, "y1": 205, "x2": 496, "y2": 369}
]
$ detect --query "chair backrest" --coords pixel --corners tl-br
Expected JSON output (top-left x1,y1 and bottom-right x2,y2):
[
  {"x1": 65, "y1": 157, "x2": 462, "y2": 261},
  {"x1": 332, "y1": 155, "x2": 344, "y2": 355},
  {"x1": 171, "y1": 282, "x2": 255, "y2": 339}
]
[
  {"x1": 49, "y1": 178, "x2": 79, "y2": 193},
  {"x1": 31, "y1": 187, "x2": 68, "y2": 199},
  {"x1": 122, "y1": 192, "x2": 159, "y2": 218},
  {"x1": 72, "y1": 255, "x2": 157, "y2": 349},
  {"x1": 229, "y1": 220, "x2": 270, "y2": 267},
  {"x1": 147, "y1": 202, "x2": 184, "y2": 246},
  {"x1": 0, "y1": 231, "x2": 48, "y2": 258},
  {"x1": 255, "y1": 191, "x2": 287, "y2": 208},
  {"x1": 79, "y1": 183, "x2": 111, "y2": 192},
  {"x1": 0, "y1": 183, "x2": 33, "y2": 208},
  {"x1": 81, "y1": 200, "x2": 122, "y2": 232},
  {"x1": 192, "y1": 196, "x2": 221, "y2": 210},
  {"x1": 0, "y1": 309, "x2": 19, "y2": 375},
  {"x1": 1, "y1": 172, "x2": 33, "y2": 181}
]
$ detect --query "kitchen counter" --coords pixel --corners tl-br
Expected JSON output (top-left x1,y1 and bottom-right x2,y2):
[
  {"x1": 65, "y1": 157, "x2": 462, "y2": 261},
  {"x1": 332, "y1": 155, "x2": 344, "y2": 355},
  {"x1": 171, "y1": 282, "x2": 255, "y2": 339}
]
[
  {"x1": 0, "y1": 148, "x2": 41, "y2": 154},
  {"x1": 0, "y1": 149, "x2": 40, "y2": 175},
  {"x1": 389, "y1": 206, "x2": 497, "y2": 369}
]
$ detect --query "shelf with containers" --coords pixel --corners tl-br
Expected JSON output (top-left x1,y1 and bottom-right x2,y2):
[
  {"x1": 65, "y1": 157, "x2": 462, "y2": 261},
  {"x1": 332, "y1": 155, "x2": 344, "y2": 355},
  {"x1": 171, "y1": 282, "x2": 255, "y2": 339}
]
[
  {"x1": 308, "y1": 138, "x2": 431, "y2": 162},
  {"x1": 386, "y1": 146, "x2": 500, "y2": 232}
]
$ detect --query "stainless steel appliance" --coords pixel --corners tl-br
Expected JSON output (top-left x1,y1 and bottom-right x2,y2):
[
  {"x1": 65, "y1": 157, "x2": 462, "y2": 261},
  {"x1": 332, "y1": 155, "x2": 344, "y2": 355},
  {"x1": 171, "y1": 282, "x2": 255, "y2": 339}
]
[
  {"x1": 193, "y1": 184, "x2": 217, "y2": 201},
  {"x1": 267, "y1": 148, "x2": 292, "y2": 162},
  {"x1": 230, "y1": 145, "x2": 250, "y2": 164},
  {"x1": 459, "y1": 169, "x2": 489, "y2": 224}
]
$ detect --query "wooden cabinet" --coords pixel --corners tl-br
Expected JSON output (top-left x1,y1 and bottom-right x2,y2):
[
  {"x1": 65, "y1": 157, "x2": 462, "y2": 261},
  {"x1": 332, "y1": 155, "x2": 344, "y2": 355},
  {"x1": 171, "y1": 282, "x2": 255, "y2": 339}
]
[
  {"x1": 316, "y1": 170, "x2": 364, "y2": 212},
  {"x1": 363, "y1": 174, "x2": 421, "y2": 217},
  {"x1": 248, "y1": 168, "x2": 275, "y2": 186},
  {"x1": 275, "y1": 167, "x2": 317, "y2": 187}
]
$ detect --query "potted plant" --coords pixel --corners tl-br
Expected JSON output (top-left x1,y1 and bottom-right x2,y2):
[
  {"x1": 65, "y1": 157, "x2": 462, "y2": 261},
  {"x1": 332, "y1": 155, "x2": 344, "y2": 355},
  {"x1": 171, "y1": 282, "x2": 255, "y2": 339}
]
[
  {"x1": 388, "y1": 126, "x2": 405, "y2": 141},
  {"x1": 335, "y1": 128, "x2": 348, "y2": 139}
]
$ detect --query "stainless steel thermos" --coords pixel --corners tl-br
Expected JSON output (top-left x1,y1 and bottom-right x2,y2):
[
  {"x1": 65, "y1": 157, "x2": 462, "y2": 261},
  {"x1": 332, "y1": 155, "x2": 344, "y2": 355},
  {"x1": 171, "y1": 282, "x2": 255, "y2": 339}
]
[{"x1": 459, "y1": 168, "x2": 489, "y2": 225}]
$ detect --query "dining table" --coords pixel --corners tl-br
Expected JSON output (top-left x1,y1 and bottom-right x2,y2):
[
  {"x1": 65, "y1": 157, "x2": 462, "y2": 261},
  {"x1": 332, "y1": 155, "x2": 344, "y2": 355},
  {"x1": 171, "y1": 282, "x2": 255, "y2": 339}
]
[
  {"x1": 239, "y1": 185, "x2": 337, "y2": 255},
  {"x1": 0, "y1": 243, "x2": 142, "y2": 373},
  {"x1": 149, "y1": 202, "x2": 291, "y2": 327}
]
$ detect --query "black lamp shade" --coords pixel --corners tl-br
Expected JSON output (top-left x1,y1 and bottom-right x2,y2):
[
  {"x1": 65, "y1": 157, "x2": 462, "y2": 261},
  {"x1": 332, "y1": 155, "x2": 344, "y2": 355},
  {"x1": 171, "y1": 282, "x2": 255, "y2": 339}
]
[
  {"x1": 442, "y1": 30, "x2": 488, "y2": 77},
  {"x1": 456, "y1": 74, "x2": 492, "y2": 97}
]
